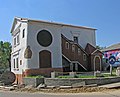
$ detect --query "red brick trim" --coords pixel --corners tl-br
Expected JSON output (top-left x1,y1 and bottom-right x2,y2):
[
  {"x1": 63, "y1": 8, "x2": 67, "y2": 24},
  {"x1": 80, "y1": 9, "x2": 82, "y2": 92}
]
[
  {"x1": 23, "y1": 68, "x2": 63, "y2": 77},
  {"x1": 14, "y1": 74, "x2": 23, "y2": 84}
]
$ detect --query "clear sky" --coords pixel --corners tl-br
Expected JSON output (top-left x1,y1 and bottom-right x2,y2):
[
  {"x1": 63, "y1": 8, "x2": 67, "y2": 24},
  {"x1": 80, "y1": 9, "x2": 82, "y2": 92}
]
[{"x1": 0, "y1": 0, "x2": 120, "y2": 47}]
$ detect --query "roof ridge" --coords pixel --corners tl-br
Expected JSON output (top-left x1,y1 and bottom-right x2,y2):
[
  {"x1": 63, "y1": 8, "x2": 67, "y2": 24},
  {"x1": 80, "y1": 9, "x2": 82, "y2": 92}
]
[
  {"x1": 102, "y1": 42, "x2": 120, "y2": 52},
  {"x1": 14, "y1": 17, "x2": 97, "y2": 30}
]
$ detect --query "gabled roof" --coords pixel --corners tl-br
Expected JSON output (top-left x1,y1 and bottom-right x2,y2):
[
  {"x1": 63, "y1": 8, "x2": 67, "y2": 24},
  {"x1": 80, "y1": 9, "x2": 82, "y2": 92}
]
[
  {"x1": 10, "y1": 17, "x2": 97, "y2": 33},
  {"x1": 10, "y1": 17, "x2": 28, "y2": 33},
  {"x1": 101, "y1": 43, "x2": 120, "y2": 52},
  {"x1": 91, "y1": 49, "x2": 103, "y2": 55},
  {"x1": 85, "y1": 43, "x2": 96, "y2": 54},
  {"x1": 85, "y1": 43, "x2": 102, "y2": 55}
]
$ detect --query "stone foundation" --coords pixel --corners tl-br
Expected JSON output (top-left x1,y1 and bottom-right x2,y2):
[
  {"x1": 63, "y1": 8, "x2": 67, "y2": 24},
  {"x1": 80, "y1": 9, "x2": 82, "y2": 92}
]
[
  {"x1": 23, "y1": 77, "x2": 44, "y2": 87},
  {"x1": 45, "y1": 77, "x2": 120, "y2": 86}
]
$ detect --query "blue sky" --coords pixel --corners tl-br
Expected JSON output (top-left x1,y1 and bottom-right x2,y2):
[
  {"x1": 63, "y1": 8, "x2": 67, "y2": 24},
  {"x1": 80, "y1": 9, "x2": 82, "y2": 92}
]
[{"x1": 0, "y1": 0, "x2": 120, "y2": 47}]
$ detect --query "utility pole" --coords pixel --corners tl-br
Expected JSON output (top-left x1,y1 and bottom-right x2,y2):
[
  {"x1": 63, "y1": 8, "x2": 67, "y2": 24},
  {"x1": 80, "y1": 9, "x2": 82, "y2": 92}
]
[
  {"x1": 110, "y1": 64, "x2": 112, "y2": 76},
  {"x1": 109, "y1": 56, "x2": 116, "y2": 76}
]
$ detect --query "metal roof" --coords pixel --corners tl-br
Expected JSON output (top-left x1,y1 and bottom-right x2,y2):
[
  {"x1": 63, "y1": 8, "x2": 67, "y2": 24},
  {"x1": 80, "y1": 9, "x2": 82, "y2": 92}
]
[{"x1": 101, "y1": 43, "x2": 120, "y2": 52}]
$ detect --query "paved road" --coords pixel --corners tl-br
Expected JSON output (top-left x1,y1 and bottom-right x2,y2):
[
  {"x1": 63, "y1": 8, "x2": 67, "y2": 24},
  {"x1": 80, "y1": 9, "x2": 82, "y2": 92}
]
[{"x1": 0, "y1": 90, "x2": 120, "y2": 97}]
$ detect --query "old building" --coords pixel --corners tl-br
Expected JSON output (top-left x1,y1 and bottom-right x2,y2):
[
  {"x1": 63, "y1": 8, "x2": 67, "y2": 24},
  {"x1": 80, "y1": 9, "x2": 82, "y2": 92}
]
[
  {"x1": 10, "y1": 17, "x2": 102, "y2": 84},
  {"x1": 102, "y1": 43, "x2": 120, "y2": 70}
]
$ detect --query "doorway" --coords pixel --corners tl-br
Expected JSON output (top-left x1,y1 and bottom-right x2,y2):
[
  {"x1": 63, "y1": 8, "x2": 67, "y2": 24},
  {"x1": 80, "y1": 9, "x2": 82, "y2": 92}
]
[
  {"x1": 39, "y1": 50, "x2": 52, "y2": 68},
  {"x1": 94, "y1": 55, "x2": 101, "y2": 71}
]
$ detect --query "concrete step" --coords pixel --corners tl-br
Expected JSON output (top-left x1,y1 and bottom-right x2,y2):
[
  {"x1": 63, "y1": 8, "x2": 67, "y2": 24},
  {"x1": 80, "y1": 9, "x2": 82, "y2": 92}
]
[
  {"x1": 72, "y1": 81, "x2": 85, "y2": 88},
  {"x1": 84, "y1": 84, "x2": 97, "y2": 87},
  {"x1": 0, "y1": 86, "x2": 14, "y2": 91},
  {"x1": 59, "y1": 86, "x2": 72, "y2": 89},
  {"x1": 99, "y1": 82, "x2": 120, "y2": 89},
  {"x1": 0, "y1": 82, "x2": 4, "y2": 86},
  {"x1": 4, "y1": 86, "x2": 14, "y2": 91},
  {"x1": 46, "y1": 86, "x2": 56, "y2": 89}
]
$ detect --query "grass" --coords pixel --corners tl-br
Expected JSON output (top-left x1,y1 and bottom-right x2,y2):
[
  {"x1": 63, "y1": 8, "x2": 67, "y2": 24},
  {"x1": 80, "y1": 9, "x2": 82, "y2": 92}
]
[
  {"x1": 25, "y1": 75, "x2": 44, "y2": 78},
  {"x1": 112, "y1": 68, "x2": 117, "y2": 75},
  {"x1": 101, "y1": 67, "x2": 117, "y2": 77},
  {"x1": 57, "y1": 75, "x2": 95, "y2": 78},
  {"x1": 57, "y1": 72, "x2": 117, "y2": 79},
  {"x1": 101, "y1": 73, "x2": 116, "y2": 77},
  {"x1": 76, "y1": 75, "x2": 95, "y2": 78},
  {"x1": 57, "y1": 75, "x2": 74, "y2": 78}
]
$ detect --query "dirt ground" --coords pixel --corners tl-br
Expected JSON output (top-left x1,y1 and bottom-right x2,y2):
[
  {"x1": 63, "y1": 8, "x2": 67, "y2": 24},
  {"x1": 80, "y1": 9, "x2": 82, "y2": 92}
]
[{"x1": 14, "y1": 87, "x2": 117, "y2": 93}]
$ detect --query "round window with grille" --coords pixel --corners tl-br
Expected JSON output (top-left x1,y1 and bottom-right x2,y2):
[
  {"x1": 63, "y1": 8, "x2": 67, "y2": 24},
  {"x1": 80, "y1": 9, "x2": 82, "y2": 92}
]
[{"x1": 37, "y1": 30, "x2": 52, "y2": 47}]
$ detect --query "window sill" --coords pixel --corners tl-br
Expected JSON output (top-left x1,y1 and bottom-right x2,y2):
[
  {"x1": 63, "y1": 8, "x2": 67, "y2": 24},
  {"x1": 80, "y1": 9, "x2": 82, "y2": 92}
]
[
  {"x1": 13, "y1": 68, "x2": 19, "y2": 71},
  {"x1": 14, "y1": 43, "x2": 20, "y2": 48}
]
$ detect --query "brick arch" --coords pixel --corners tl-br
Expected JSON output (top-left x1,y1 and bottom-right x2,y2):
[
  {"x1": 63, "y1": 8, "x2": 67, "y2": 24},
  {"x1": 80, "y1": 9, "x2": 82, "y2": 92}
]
[{"x1": 39, "y1": 50, "x2": 52, "y2": 68}]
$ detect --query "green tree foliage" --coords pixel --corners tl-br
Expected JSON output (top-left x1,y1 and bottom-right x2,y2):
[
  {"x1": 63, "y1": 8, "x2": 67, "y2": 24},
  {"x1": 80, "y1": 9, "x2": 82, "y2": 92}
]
[
  {"x1": 96, "y1": 45, "x2": 106, "y2": 50},
  {"x1": 0, "y1": 41, "x2": 11, "y2": 72}
]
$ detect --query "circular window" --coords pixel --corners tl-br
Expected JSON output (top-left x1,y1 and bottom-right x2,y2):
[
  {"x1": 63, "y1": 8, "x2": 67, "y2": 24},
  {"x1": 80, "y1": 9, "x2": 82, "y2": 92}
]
[{"x1": 37, "y1": 30, "x2": 52, "y2": 47}]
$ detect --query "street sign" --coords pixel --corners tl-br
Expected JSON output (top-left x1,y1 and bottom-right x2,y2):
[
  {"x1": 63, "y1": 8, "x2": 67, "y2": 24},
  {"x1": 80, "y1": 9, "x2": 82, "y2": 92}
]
[{"x1": 109, "y1": 56, "x2": 116, "y2": 65}]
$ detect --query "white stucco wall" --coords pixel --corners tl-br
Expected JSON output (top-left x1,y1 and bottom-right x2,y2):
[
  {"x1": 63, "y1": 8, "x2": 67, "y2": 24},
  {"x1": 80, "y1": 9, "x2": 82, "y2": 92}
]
[
  {"x1": 11, "y1": 20, "x2": 28, "y2": 74},
  {"x1": 26, "y1": 21, "x2": 96, "y2": 69},
  {"x1": 27, "y1": 21, "x2": 62, "y2": 69}
]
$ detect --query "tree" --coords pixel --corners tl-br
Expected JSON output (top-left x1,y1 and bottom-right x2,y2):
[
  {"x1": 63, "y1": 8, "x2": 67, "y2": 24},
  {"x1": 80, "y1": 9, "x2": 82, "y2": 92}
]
[
  {"x1": 0, "y1": 41, "x2": 11, "y2": 72},
  {"x1": 96, "y1": 45, "x2": 106, "y2": 50}
]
